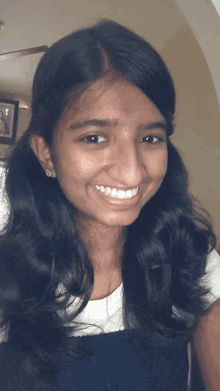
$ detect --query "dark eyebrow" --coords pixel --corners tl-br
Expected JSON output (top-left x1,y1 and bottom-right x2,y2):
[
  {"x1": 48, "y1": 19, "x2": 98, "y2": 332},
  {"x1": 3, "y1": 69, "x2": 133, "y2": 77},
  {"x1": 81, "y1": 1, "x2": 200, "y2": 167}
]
[
  {"x1": 68, "y1": 118, "x2": 119, "y2": 131},
  {"x1": 68, "y1": 118, "x2": 168, "y2": 132},
  {"x1": 140, "y1": 121, "x2": 168, "y2": 132}
]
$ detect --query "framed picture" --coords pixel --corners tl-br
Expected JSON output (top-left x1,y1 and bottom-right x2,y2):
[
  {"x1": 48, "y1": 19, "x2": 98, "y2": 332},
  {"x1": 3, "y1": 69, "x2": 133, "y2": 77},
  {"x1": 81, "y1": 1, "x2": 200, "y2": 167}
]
[{"x1": 0, "y1": 98, "x2": 19, "y2": 145}]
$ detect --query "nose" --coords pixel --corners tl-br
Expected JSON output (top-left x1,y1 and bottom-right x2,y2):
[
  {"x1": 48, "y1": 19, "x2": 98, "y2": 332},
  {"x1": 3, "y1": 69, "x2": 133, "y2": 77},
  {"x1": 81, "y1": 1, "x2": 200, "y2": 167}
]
[{"x1": 107, "y1": 139, "x2": 145, "y2": 187}]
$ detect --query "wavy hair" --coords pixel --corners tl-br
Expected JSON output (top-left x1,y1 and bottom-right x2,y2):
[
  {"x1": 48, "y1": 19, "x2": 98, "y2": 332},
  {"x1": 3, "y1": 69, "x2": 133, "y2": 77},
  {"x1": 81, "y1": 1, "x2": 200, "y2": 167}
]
[{"x1": 0, "y1": 19, "x2": 216, "y2": 387}]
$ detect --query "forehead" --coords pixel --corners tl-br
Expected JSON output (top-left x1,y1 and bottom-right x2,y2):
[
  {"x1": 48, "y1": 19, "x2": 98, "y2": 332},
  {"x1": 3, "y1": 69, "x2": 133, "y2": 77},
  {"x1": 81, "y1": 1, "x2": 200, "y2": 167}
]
[{"x1": 56, "y1": 77, "x2": 165, "y2": 134}]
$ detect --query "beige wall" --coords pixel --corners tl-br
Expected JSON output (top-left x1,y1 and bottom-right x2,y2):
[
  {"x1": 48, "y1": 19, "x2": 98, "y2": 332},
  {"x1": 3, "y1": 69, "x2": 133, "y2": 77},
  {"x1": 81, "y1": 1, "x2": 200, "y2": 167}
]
[
  {"x1": 0, "y1": 0, "x2": 219, "y2": 242},
  {"x1": 161, "y1": 24, "x2": 220, "y2": 241},
  {"x1": 176, "y1": 0, "x2": 220, "y2": 107},
  {"x1": 172, "y1": 0, "x2": 220, "y2": 242}
]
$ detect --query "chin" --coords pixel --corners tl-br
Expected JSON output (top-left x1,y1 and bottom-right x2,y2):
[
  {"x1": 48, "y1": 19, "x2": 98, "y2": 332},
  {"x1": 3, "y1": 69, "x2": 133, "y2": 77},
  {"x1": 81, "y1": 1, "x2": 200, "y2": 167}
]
[{"x1": 98, "y1": 209, "x2": 141, "y2": 228}]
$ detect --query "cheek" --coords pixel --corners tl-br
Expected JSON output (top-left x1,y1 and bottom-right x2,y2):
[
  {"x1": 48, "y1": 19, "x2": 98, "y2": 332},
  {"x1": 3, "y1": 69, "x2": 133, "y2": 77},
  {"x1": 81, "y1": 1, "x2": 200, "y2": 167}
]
[
  {"x1": 53, "y1": 147, "x2": 100, "y2": 190},
  {"x1": 75, "y1": 154, "x2": 100, "y2": 172},
  {"x1": 146, "y1": 149, "x2": 168, "y2": 180},
  {"x1": 140, "y1": 150, "x2": 167, "y2": 208}
]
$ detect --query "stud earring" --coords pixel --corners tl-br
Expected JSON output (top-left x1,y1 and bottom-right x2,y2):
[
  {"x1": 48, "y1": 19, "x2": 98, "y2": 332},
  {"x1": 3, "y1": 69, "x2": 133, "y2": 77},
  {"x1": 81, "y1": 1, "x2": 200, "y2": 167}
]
[{"x1": 45, "y1": 169, "x2": 52, "y2": 177}]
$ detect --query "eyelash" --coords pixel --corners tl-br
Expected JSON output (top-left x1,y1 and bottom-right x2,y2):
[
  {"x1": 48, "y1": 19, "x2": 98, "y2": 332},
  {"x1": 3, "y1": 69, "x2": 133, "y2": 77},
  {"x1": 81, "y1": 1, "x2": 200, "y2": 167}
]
[{"x1": 79, "y1": 134, "x2": 165, "y2": 145}]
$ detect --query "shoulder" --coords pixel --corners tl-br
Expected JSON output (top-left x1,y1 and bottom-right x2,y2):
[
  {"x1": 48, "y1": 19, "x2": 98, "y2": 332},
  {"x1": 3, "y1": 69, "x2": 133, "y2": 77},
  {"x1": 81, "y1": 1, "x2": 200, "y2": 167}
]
[
  {"x1": 195, "y1": 298, "x2": 220, "y2": 344},
  {"x1": 189, "y1": 249, "x2": 220, "y2": 390},
  {"x1": 192, "y1": 298, "x2": 220, "y2": 390}
]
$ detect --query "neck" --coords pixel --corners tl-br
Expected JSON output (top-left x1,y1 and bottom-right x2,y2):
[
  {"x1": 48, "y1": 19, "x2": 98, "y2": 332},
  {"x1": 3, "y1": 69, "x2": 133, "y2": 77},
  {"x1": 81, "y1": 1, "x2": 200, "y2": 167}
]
[
  {"x1": 76, "y1": 219, "x2": 127, "y2": 273},
  {"x1": 76, "y1": 219, "x2": 127, "y2": 300}
]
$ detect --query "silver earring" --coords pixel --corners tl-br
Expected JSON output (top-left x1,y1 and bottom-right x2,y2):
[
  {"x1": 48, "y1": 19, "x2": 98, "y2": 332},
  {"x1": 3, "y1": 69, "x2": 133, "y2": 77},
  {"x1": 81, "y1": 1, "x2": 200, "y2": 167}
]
[{"x1": 45, "y1": 169, "x2": 52, "y2": 177}]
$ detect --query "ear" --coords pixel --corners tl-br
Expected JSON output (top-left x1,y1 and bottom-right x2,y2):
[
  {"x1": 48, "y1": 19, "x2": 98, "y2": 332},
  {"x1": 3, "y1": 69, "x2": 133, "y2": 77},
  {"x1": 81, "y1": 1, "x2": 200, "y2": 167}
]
[{"x1": 29, "y1": 135, "x2": 56, "y2": 178}]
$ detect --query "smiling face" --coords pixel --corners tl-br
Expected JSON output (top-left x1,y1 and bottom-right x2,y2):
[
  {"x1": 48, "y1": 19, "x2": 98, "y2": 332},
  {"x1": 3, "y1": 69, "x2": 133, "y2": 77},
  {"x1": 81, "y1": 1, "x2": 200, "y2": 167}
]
[{"x1": 50, "y1": 79, "x2": 168, "y2": 228}]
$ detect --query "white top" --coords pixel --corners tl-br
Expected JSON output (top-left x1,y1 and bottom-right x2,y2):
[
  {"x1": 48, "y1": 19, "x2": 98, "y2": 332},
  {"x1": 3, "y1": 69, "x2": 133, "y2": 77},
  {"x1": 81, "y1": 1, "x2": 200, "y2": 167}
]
[
  {"x1": 200, "y1": 248, "x2": 220, "y2": 304},
  {"x1": 63, "y1": 282, "x2": 125, "y2": 337}
]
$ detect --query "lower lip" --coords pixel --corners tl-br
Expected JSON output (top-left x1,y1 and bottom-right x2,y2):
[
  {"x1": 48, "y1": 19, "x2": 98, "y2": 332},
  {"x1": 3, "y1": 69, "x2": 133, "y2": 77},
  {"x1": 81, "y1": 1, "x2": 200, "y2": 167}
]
[{"x1": 92, "y1": 187, "x2": 141, "y2": 207}]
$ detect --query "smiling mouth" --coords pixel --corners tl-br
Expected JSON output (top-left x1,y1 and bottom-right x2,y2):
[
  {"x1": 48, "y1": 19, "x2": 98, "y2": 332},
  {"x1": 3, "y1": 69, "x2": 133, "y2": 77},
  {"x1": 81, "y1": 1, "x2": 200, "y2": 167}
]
[{"x1": 95, "y1": 185, "x2": 139, "y2": 199}]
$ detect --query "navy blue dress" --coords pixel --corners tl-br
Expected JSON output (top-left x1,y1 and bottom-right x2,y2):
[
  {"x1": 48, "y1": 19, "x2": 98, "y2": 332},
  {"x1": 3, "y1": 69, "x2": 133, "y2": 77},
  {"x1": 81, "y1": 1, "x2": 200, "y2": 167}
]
[{"x1": 55, "y1": 330, "x2": 189, "y2": 391}]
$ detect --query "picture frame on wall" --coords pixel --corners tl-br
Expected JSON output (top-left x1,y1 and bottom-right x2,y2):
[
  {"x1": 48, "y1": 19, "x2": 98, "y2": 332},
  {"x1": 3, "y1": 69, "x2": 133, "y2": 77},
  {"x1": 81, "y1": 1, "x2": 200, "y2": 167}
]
[{"x1": 0, "y1": 98, "x2": 19, "y2": 147}]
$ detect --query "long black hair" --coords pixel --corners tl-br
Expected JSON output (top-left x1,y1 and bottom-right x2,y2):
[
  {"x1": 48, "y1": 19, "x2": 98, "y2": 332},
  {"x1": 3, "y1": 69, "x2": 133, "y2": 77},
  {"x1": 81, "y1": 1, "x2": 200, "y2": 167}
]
[{"x1": 0, "y1": 19, "x2": 216, "y2": 387}]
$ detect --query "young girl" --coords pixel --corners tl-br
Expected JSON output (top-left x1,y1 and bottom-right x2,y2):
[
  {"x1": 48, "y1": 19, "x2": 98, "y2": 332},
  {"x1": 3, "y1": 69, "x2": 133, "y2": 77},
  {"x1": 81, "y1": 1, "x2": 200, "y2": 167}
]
[{"x1": 0, "y1": 19, "x2": 219, "y2": 391}]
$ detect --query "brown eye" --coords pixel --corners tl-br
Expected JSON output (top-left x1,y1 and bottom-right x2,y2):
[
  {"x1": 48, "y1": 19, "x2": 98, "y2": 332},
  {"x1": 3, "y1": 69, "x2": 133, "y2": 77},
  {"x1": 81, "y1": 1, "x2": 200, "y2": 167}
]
[
  {"x1": 141, "y1": 135, "x2": 162, "y2": 144},
  {"x1": 81, "y1": 134, "x2": 107, "y2": 144}
]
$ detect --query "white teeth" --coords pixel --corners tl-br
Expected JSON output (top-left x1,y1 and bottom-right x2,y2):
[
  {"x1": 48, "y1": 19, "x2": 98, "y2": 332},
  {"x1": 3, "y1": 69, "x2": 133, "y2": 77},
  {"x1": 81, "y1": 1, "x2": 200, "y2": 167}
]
[
  {"x1": 111, "y1": 188, "x2": 117, "y2": 197},
  {"x1": 95, "y1": 185, "x2": 138, "y2": 199},
  {"x1": 106, "y1": 187, "x2": 111, "y2": 195},
  {"x1": 117, "y1": 190, "x2": 126, "y2": 199},
  {"x1": 125, "y1": 190, "x2": 133, "y2": 198},
  {"x1": 132, "y1": 188, "x2": 137, "y2": 196}
]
